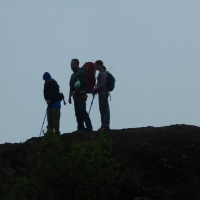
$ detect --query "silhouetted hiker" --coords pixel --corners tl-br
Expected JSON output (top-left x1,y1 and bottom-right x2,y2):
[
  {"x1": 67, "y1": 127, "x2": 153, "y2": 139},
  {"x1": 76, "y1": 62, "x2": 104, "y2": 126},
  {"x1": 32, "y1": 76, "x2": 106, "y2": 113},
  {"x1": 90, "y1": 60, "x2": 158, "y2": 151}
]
[
  {"x1": 68, "y1": 59, "x2": 93, "y2": 132},
  {"x1": 43, "y1": 72, "x2": 61, "y2": 135},
  {"x1": 92, "y1": 60, "x2": 110, "y2": 132}
]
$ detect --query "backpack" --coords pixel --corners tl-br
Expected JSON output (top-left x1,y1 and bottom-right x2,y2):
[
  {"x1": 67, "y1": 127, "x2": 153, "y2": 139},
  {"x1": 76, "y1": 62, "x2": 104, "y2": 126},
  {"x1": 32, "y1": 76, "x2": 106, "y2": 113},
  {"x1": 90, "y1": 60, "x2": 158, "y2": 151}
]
[
  {"x1": 81, "y1": 62, "x2": 96, "y2": 93},
  {"x1": 103, "y1": 71, "x2": 115, "y2": 92}
]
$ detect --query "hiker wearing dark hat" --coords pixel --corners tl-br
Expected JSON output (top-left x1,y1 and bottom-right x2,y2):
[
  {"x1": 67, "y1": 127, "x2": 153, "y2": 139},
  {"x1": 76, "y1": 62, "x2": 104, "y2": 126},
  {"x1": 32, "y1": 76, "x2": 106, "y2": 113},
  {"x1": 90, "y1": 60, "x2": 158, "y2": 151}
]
[
  {"x1": 92, "y1": 60, "x2": 110, "y2": 132},
  {"x1": 68, "y1": 59, "x2": 93, "y2": 132},
  {"x1": 43, "y1": 72, "x2": 61, "y2": 135}
]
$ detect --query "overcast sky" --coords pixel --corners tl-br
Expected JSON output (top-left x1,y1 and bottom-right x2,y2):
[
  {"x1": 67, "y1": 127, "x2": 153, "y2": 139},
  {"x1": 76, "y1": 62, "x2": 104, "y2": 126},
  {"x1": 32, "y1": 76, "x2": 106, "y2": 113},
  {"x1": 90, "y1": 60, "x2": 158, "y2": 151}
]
[{"x1": 0, "y1": 0, "x2": 200, "y2": 144}]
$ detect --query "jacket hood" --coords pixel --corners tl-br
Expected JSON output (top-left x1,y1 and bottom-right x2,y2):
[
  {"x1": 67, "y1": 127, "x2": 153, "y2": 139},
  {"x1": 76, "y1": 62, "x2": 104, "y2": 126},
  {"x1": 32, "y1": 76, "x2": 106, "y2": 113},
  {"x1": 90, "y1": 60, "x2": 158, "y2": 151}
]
[{"x1": 43, "y1": 72, "x2": 51, "y2": 80}]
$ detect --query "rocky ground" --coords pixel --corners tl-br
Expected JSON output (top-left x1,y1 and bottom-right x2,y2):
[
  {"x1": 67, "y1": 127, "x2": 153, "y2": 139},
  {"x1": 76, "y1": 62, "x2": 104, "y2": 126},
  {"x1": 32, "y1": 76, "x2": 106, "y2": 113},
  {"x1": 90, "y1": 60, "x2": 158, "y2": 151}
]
[{"x1": 0, "y1": 124, "x2": 200, "y2": 200}]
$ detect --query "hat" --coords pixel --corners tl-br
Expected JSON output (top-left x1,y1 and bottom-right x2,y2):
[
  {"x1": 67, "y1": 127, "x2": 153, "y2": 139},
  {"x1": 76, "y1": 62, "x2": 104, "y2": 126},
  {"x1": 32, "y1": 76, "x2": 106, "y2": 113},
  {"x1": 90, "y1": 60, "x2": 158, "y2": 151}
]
[{"x1": 43, "y1": 72, "x2": 51, "y2": 81}]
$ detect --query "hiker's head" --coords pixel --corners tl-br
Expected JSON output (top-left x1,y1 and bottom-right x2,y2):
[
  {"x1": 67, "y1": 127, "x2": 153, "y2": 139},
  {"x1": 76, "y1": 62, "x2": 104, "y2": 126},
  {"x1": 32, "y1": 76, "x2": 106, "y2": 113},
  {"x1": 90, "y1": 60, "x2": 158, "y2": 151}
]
[
  {"x1": 71, "y1": 59, "x2": 79, "y2": 71},
  {"x1": 95, "y1": 60, "x2": 104, "y2": 71},
  {"x1": 43, "y1": 72, "x2": 51, "y2": 81}
]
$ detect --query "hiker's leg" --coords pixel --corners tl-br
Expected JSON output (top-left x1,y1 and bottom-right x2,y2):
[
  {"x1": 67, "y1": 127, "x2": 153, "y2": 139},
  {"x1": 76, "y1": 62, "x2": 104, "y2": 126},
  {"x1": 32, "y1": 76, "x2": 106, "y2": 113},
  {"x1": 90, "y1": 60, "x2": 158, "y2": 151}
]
[
  {"x1": 74, "y1": 100, "x2": 85, "y2": 130},
  {"x1": 99, "y1": 95, "x2": 110, "y2": 128},
  {"x1": 101, "y1": 95, "x2": 110, "y2": 128},
  {"x1": 104, "y1": 96, "x2": 110, "y2": 128},
  {"x1": 85, "y1": 115, "x2": 92, "y2": 129},
  {"x1": 52, "y1": 108, "x2": 60, "y2": 134},
  {"x1": 98, "y1": 95, "x2": 104, "y2": 127},
  {"x1": 47, "y1": 108, "x2": 53, "y2": 131},
  {"x1": 83, "y1": 98, "x2": 92, "y2": 129},
  {"x1": 78, "y1": 98, "x2": 92, "y2": 129}
]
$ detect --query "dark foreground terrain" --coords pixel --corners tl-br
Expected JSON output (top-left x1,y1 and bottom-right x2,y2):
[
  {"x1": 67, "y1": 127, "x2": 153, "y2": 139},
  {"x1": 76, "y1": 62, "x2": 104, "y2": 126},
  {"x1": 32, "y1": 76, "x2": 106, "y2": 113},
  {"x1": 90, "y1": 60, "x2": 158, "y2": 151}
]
[{"x1": 0, "y1": 124, "x2": 200, "y2": 200}]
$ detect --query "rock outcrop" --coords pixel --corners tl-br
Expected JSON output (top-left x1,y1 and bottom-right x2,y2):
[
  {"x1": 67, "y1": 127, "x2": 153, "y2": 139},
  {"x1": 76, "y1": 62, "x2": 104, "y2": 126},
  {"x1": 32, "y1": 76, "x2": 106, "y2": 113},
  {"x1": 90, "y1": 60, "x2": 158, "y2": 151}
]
[{"x1": 0, "y1": 124, "x2": 200, "y2": 200}]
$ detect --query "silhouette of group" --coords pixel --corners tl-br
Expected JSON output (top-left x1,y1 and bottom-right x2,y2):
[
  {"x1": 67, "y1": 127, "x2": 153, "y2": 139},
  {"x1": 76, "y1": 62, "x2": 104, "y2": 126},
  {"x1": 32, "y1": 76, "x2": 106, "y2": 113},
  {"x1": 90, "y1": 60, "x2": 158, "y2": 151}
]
[{"x1": 42, "y1": 59, "x2": 114, "y2": 135}]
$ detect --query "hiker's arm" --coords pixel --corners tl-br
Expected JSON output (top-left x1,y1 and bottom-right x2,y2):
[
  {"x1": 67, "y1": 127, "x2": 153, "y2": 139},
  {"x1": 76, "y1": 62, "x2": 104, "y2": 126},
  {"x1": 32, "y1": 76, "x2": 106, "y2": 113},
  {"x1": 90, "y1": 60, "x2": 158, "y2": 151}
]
[
  {"x1": 95, "y1": 72, "x2": 107, "y2": 92},
  {"x1": 43, "y1": 82, "x2": 52, "y2": 104},
  {"x1": 43, "y1": 82, "x2": 48, "y2": 101},
  {"x1": 73, "y1": 88, "x2": 81, "y2": 96},
  {"x1": 68, "y1": 76, "x2": 81, "y2": 100},
  {"x1": 49, "y1": 81, "x2": 59, "y2": 104},
  {"x1": 68, "y1": 90, "x2": 73, "y2": 104},
  {"x1": 69, "y1": 75, "x2": 74, "y2": 104}
]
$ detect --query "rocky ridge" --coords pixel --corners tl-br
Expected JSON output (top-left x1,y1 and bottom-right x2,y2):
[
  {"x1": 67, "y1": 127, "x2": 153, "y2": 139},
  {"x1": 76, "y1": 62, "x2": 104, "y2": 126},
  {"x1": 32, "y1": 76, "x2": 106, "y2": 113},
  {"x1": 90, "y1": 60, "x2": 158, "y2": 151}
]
[{"x1": 0, "y1": 124, "x2": 200, "y2": 200}]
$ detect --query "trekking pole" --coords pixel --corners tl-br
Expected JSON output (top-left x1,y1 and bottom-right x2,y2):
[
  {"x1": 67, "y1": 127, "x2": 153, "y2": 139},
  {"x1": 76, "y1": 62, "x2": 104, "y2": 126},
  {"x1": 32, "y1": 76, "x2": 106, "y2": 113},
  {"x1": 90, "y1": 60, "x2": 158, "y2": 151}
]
[
  {"x1": 88, "y1": 94, "x2": 95, "y2": 115},
  {"x1": 85, "y1": 94, "x2": 96, "y2": 124},
  {"x1": 39, "y1": 107, "x2": 48, "y2": 137}
]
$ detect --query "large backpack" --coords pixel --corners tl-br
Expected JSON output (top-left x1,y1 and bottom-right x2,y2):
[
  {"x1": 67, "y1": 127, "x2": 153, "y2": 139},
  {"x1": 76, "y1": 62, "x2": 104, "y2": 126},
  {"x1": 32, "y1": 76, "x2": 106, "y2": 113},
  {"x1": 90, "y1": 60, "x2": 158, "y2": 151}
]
[
  {"x1": 106, "y1": 71, "x2": 115, "y2": 92},
  {"x1": 81, "y1": 62, "x2": 96, "y2": 93}
]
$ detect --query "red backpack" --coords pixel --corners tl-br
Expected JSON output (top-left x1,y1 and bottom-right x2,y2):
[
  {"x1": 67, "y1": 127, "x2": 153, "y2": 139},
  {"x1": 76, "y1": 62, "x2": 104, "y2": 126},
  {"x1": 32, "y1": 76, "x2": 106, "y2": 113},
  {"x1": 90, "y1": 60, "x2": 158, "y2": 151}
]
[{"x1": 82, "y1": 62, "x2": 96, "y2": 93}]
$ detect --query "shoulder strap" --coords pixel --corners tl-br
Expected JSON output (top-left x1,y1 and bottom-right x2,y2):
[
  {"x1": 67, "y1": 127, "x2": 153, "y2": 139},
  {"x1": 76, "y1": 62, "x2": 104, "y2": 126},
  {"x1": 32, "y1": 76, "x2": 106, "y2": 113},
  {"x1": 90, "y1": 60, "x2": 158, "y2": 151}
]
[{"x1": 72, "y1": 69, "x2": 80, "y2": 80}]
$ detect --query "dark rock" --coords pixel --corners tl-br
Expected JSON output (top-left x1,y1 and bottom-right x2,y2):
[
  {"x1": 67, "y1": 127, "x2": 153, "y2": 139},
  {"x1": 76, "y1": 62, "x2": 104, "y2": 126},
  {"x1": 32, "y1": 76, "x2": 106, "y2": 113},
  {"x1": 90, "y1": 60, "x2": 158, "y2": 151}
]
[{"x1": 0, "y1": 124, "x2": 200, "y2": 199}]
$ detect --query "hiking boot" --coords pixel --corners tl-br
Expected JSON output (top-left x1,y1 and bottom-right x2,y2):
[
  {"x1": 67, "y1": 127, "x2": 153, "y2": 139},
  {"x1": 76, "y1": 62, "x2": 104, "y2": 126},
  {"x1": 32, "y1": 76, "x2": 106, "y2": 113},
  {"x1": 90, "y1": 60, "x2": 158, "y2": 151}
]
[
  {"x1": 98, "y1": 127, "x2": 110, "y2": 132},
  {"x1": 83, "y1": 128, "x2": 93, "y2": 132}
]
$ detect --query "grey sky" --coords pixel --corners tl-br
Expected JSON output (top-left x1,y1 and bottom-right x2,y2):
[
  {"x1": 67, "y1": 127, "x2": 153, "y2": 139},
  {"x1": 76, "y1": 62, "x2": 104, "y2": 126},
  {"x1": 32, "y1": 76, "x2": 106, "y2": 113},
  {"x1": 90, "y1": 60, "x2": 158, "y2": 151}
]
[{"x1": 0, "y1": 1, "x2": 200, "y2": 143}]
